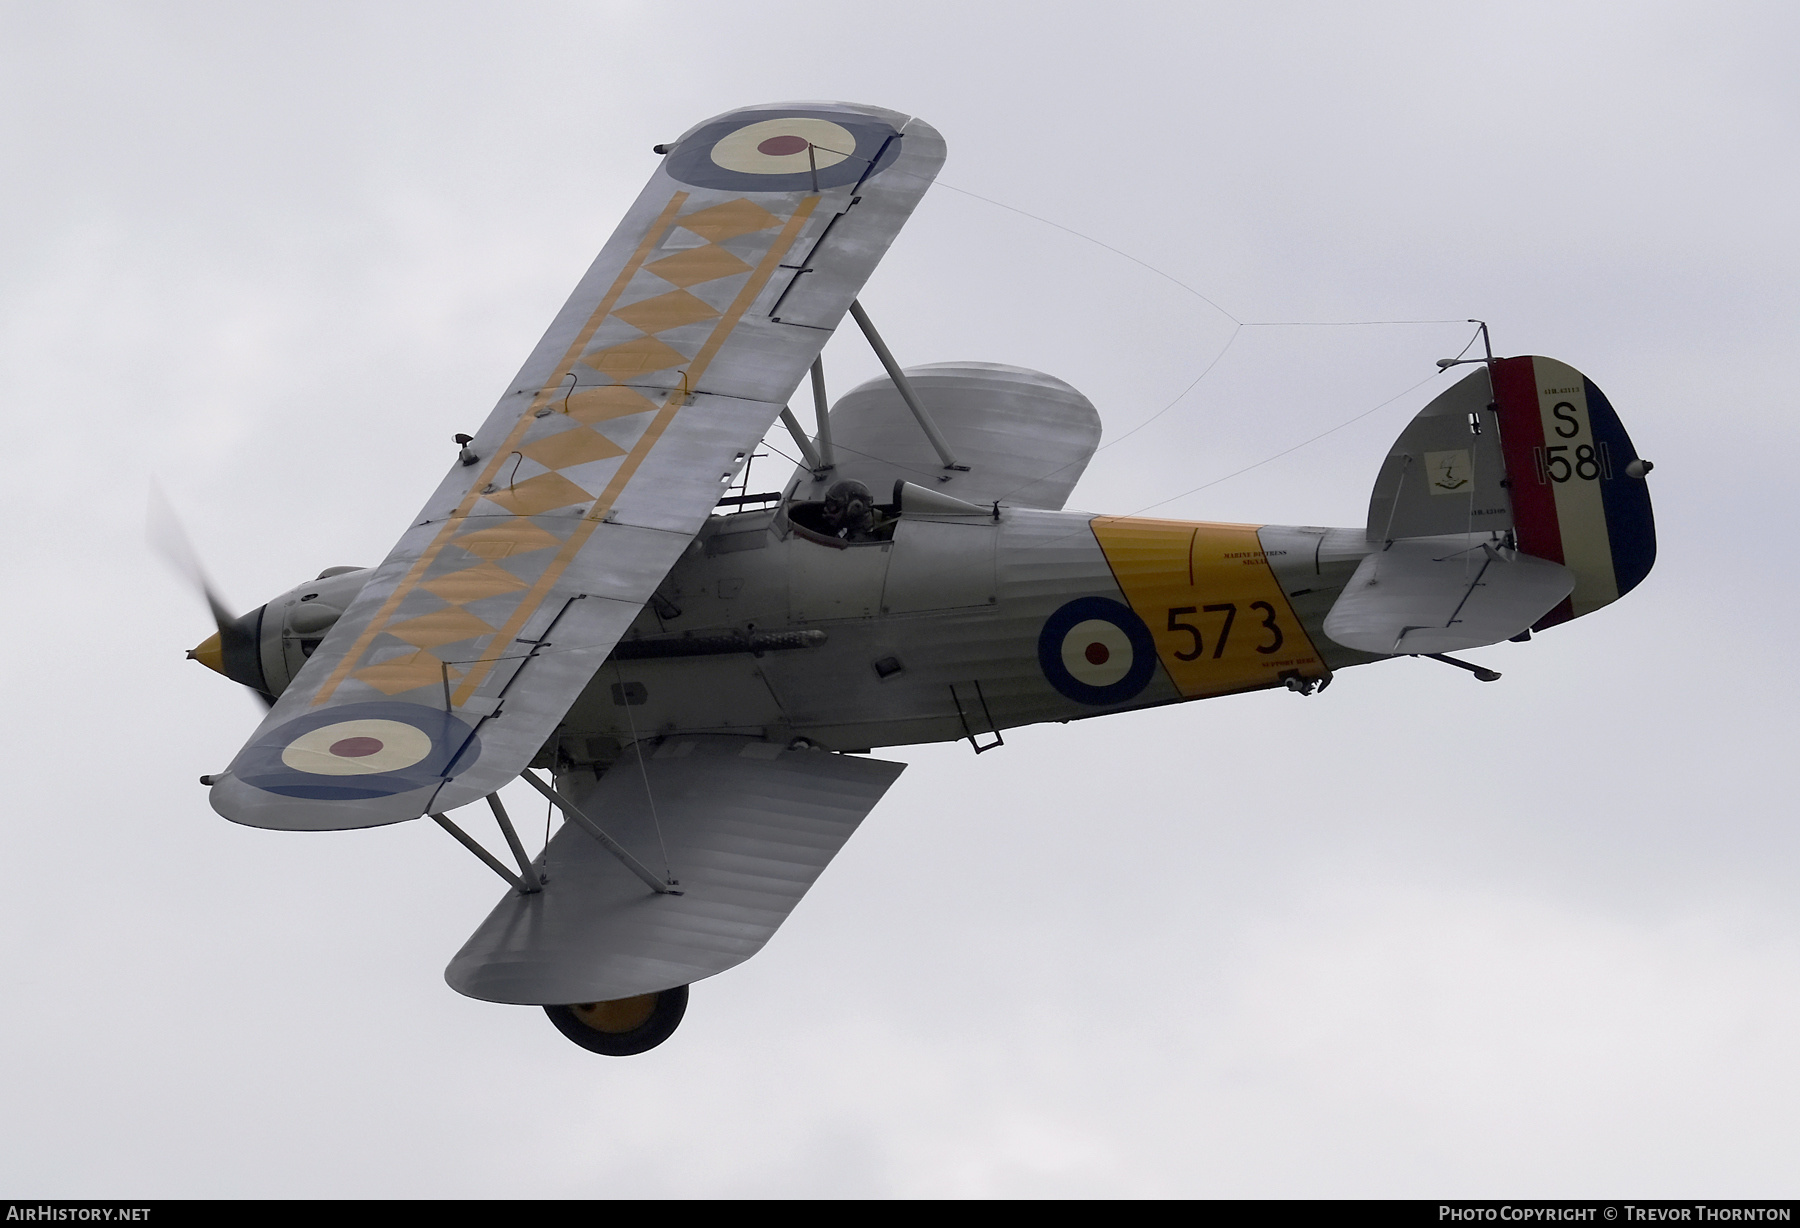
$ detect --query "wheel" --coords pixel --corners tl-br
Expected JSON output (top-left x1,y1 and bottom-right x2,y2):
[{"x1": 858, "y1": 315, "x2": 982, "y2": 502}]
[{"x1": 542, "y1": 985, "x2": 689, "y2": 1056}]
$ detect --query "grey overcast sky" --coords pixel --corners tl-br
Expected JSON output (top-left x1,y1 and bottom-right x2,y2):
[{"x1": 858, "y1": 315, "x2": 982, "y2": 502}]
[{"x1": 3, "y1": 0, "x2": 1797, "y2": 1198}]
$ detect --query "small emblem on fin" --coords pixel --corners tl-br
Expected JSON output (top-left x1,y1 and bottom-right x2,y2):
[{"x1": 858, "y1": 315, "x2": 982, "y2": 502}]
[{"x1": 1426, "y1": 449, "x2": 1473, "y2": 494}]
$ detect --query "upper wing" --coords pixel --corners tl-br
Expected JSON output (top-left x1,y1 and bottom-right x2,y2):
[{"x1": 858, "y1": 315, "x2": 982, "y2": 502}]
[
  {"x1": 787, "y1": 362, "x2": 1104, "y2": 510},
  {"x1": 211, "y1": 102, "x2": 945, "y2": 831}
]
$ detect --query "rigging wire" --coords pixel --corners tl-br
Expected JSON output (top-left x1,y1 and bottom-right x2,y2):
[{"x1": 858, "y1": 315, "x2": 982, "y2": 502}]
[
  {"x1": 783, "y1": 172, "x2": 1482, "y2": 512},
  {"x1": 611, "y1": 657, "x2": 673, "y2": 878},
  {"x1": 1124, "y1": 366, "x2": 1449, "y2": 518},
  {"x1": 1093, "y1": 328, "x2": 1241, "y2": 455},
  {"x1": 1122, "y1": 322, "x2": 1481, "y2": 517},
  {"x1": 927, "y1": 178, "x2": 1242, "y2": 326},
  {"x1": 703, "y1": 175, "x2": 1493, "y2": 606}
]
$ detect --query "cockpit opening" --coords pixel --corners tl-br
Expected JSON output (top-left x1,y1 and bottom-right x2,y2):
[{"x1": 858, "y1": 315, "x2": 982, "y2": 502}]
[{"x1": 786, "y1": 479, "x2": 899, "y2": 544}]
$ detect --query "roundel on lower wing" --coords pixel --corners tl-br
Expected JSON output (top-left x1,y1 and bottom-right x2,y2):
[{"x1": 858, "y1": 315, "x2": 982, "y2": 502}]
[
  {"x1": 663, "y1": 112, "x2": 903, "y2": 193},
  {"x1": 1037, "y1": 597, "x2": 1159, "y2": 706},
  {"x1": 234, "y1": 702, "x2": 481, "y2": 801},
  {"x1": 280, "y1": 719, "x2": 433, "y2": 776}
]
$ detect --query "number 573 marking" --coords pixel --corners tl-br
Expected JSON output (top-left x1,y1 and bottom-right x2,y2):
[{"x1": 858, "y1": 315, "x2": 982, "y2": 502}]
[{"x1": 1166, "y1": 602, "x2": 1283, "y2": 661}]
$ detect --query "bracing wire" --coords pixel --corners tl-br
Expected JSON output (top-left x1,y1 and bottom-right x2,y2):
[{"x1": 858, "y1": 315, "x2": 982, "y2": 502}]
[
  {"x1": 590, "y1": 163, "x2": 1490, "y2": 639},
  {"x1": 778, "y1": 168, "x2": 1483, "y2": 514},
  {"x1": 927, "y1": 179, "x2": 1243, "y2": 327},
  {"x1": 611, "y1": 657, "x2": 673, "y2": 878},
  {"x1": 1124, "y1": 367, "x2": 1451, "y2": 518}
]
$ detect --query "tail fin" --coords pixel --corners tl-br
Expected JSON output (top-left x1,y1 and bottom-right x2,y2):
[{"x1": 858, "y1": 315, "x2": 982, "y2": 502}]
[
  {"x1": 1366, "y1": 367, "x2": 1513, "y2": 544},
  {"x1": 1366, "y1": 357, "x2": 1655, "y2": 630}
]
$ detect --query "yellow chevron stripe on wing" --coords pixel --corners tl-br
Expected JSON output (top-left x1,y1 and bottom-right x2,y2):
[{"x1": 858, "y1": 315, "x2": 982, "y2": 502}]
[
  {"x1": 446, "y1": 193, "x2": 821, "y2": 706},
  {"x1": 309, "y1": 191, "x2": 691, "y2": 706}
]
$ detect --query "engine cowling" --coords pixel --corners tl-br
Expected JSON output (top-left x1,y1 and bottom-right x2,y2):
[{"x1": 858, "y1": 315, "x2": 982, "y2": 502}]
[{"x1": 188, "y1": 565, "x2": 372, "y2": 700}]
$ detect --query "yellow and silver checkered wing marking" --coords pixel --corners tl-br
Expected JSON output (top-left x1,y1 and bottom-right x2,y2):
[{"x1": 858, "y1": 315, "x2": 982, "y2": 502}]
[{"x1": 211, "y1": 102, "x2": 945, "y2": 832}]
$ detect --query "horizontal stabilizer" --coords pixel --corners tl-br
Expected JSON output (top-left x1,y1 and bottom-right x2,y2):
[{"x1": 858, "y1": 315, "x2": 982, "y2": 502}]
[
  {"x1": 445, "y1": 737, "x2": 904, "y2": 1004},
  {"x1": 1323, "y1": 536, "x2": 1573, "y2": 655}
]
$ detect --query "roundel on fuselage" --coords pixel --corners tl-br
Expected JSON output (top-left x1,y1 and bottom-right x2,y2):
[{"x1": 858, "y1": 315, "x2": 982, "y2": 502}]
[{"x1": 1037, "y1": 597, "x2": 1158, "y2": 706}]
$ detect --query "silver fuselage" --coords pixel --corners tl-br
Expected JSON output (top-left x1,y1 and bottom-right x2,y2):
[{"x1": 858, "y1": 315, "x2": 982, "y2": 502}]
[{"x1": 536, "y1": 505, "x2": 1382, "y2": 767}]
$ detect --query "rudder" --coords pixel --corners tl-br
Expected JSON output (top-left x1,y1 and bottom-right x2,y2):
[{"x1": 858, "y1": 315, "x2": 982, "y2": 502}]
[{"x1": 1489, "y1": 356, "x2": 1656, "y2": 628}]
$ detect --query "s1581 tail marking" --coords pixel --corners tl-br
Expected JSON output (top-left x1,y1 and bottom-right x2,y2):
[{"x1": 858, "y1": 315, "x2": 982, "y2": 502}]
[{"x1": 1491, "y1": 356, "x2": 1655, "y2": 627}]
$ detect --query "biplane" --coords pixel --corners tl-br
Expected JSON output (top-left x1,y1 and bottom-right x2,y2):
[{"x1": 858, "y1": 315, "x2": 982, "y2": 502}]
[{"x1": 186, "y1": 102, "x2": 1656, "y2": 1055}]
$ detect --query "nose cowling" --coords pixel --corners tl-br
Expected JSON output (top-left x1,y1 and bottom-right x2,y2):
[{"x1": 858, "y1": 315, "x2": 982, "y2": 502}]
[
  {"x1": 186, "y1": 566, "x2": 372, "y2": 704},
  {"x1": 188, "y1": 606, "x2": 275, "y2": 703},
  {"x1": 188, "y1": 631, "x2": 223, "y2": 674}
]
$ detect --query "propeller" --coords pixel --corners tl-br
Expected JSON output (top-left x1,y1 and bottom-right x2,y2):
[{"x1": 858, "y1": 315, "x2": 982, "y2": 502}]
[{"x1": 148, "y1": 482, "x2": 276, "y2": 708}]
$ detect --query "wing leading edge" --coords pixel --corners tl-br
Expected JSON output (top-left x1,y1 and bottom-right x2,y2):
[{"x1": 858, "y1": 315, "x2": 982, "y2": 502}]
[{"x1": 210, "y1": 102, "x2": 945, "y2": 831}]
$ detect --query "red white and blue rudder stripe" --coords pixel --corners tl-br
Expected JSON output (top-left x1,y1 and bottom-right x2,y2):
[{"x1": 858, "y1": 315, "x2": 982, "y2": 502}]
[{"x1": 1491, "y1": 356, "x2": 1655, "y2": 630}]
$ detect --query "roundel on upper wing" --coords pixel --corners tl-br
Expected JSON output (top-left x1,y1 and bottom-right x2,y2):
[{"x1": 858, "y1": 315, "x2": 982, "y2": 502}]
[
  {"x1": 710, "y1": 118, "x2": 856, "y2": 176},
  {"x1": 1037, "y1": 597, "x2": 1159, "y2": 706},
  {"x1": 663, "y1": 111, "x2": 903, "y2": 193},
  {"x1": 234, "y1": 702, "x2": 481, "y2": 801}
]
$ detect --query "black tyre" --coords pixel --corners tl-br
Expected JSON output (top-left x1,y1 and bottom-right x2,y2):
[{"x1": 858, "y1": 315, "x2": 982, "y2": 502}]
[{"x1": 542, "y1": 985, "x2": 689, "y2": 1056}]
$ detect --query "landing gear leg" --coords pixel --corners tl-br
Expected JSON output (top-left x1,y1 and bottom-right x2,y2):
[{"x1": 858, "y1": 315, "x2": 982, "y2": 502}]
[{"x1": 542, "y1": 985, "x2": 689, "y2": 1056}]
